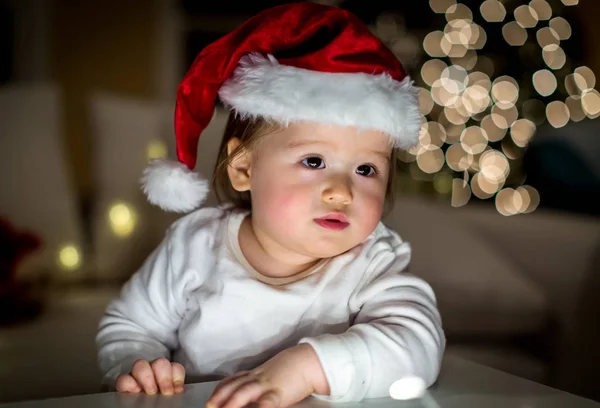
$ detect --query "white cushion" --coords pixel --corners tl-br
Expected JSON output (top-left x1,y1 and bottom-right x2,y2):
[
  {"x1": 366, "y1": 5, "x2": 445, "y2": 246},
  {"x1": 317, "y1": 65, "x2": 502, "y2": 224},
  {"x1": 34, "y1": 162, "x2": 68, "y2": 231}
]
[
  {"x1": 384, "y1": 196, "x2": 548, "y2": 337},
  {"x1": 0, "y1": 84, "x2": 85, "y2": 281}
]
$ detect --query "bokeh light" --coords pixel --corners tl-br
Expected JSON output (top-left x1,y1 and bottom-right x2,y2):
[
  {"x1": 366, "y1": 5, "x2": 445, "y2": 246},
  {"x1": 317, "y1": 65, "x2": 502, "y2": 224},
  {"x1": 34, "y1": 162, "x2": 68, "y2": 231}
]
[
  {"x1": 503, "y1": 21, "x2": 528, "y2": 46},
  {"x1": 533, "y1": 69, "x2": 557, "y2": 96},
  {"x1": 549, "y1": 17, "x2": 571, "y2": 40},
  {"x1": 451, "y1": 177, "x2": 471, "y2": 207},
  {"x1": 147, "y1": 139, "x2": 168, "y2": 160},
  {"x1": 546, "y1": 100, "x2": 570, "y2": 128},
  {"x1": 514, "y1": 5, "x2": 539, "y2": 28},
  {"x1": 480, "y1": 0, "x2": 506, "y2": 22},
  {"x1": 108, "y1": 201, "x2": 137, "y2": 237},
  {"x1": 58, "y1": 245, "x2": 81, "y2": 271},
  {"x1": 529, "y1": 0, "x2": 552, "y2": 21},
  {"x1": 536, "y1": 27, "x2": 560, "y2": 48},
  {"x1": 510, "y1": 119, "x2": 537, "y2": 147},
  {"x1": 542, "y1": 45, "x2": 566, "y2": 70}
]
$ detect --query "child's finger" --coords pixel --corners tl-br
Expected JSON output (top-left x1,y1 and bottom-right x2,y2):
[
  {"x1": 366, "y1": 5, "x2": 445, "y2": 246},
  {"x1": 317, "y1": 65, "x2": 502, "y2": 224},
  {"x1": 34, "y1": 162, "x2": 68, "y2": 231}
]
[
  {"x1": 115, "y1": 374, "x2": 142, "y2": 393},
  {"x1": 210, "y1": 371, "x2": 249, "y2": 398},
  {"x1": 221, "y1": 380, "x2": 266, "y2": 408},
  {"x1": 207, "y1": 375, "x2": 257, "y2": 408},
  {"x1": 131, "y1": 359, "x2": 158, "y2": 395},
  {"x1": 256, "y1": 390, "x2": 281, "y2": 408},
  {"x1": 172, "y1": 362, "x2": 186, "y2": 393},
  {"x1": 151, "y1": 358, "x2": 174, "y2": 395}
]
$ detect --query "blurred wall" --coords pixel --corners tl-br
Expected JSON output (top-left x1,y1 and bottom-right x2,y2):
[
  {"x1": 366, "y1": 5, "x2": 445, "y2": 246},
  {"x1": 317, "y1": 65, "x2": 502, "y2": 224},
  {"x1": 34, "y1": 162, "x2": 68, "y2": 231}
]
[{"x1": 50, "y1": 0, "x2": 158, "y2": 199}]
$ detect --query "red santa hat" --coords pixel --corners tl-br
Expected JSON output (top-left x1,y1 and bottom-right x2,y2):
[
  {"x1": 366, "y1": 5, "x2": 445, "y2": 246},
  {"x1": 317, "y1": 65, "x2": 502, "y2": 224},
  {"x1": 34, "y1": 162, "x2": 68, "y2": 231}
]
[{"x1": 142, "y1": 2, "x2": 421, "y2": 213}]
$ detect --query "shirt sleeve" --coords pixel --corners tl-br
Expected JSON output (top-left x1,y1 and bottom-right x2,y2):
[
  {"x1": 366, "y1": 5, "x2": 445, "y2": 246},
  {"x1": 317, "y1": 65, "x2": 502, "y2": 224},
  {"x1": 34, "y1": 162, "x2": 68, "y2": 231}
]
[
  {"x1": 300, "y1": 235, "x2": 445, "y2": 402},
  {"x1": 95, "y1": 225, "x2": 198, "y2": 388}
]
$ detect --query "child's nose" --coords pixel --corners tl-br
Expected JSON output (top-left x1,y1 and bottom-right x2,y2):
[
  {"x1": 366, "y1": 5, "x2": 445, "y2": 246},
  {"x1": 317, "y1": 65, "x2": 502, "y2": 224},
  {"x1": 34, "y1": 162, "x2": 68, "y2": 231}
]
[{"x1": 321, "y1": 177, "x2": 353, "y2": 205}]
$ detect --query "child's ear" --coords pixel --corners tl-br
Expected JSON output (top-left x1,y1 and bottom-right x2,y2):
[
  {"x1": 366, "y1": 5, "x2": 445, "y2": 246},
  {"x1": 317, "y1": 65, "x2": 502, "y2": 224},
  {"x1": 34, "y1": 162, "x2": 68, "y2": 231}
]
[{"x1": 226, "y1": 137, "x2": 252, "y2": 192}]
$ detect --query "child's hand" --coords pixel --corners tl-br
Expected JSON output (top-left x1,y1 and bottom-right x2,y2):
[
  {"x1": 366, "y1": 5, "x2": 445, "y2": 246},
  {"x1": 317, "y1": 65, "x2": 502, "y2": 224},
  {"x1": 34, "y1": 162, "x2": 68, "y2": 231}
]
[
  {"x1": 115, "y1": 358, "x2": 186, "y2": 395},
  {"x1": 206, "y1": 344, "x2": 329, "y2": 408}
]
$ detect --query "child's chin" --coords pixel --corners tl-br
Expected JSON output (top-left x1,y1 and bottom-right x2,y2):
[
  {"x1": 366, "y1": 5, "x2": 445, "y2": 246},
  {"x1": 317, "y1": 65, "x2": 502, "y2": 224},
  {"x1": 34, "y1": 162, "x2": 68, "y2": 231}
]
[{"x1": 305, "y1": 240, "x2": 357, "y2": 259}]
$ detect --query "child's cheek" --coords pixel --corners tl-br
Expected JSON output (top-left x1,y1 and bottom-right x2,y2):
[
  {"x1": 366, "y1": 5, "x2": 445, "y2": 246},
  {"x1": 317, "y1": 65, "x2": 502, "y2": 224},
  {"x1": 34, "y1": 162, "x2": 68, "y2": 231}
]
[{"x1": 269, "y1": 184, "x2": 309, "y2": 222}]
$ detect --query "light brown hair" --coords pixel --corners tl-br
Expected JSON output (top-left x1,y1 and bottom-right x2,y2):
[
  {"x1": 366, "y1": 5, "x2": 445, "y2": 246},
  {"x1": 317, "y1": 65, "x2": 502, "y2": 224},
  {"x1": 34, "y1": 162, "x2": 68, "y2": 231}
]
[{"x1": 211, "y1": 113, "x2": 398, "y2": 213}]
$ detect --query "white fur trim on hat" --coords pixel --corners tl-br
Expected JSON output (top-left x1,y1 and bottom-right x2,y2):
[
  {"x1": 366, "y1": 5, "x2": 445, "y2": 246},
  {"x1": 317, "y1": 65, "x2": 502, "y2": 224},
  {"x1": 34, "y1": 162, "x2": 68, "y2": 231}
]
[
  {"x1": 219, "y1": 54, "x2": 421, "y2": 149},
  {"x1": 141, "y1": 159, "x2": 210, "y2": 213}
]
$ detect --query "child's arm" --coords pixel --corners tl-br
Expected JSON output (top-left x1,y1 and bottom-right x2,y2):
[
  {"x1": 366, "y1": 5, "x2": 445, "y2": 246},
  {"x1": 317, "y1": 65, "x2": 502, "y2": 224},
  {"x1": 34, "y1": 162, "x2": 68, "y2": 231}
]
[
  {"x1": 96, "y1": 226, "x2": 200, "y2": 389},
  {"x1": 300, "y1": 240, "x2": 445, "y2": 402}
]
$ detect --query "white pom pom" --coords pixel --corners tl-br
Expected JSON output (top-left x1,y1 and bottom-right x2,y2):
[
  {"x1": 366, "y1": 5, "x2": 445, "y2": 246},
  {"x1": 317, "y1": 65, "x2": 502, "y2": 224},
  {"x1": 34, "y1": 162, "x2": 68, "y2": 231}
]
[
  {"x1": 141, "y1": 159, "x2": 210, "y2": 213},
  {"x1": 389, "y1": 376, "x2": 427, "y2": 400}
]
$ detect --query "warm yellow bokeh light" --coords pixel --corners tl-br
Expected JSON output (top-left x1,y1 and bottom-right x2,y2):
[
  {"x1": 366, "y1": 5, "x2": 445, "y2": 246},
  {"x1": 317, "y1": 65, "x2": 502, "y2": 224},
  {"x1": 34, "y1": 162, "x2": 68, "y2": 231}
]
[
  {"x1": 451, "y1": 177, "x2": 471, "y2": 207},
  {"x1": 533, "y1": 69, "x2": 557, "y2": 97},
  {"x1": 480, "y1": 0, "x2": 506, "y2": 22},
  {"x1": 451, "y1": 50, "x2": 479, "y2": 70},
  {"x1": 491, "y1": 76, "x2": 519, "y2": 109},
  {"x1": 529, "y1": 0, "x2": 552, "y2": 21},
  {"x1": 514, "y1": 5, "x2": 539, "y2": 28},
  {"x1": 471, "y1": 172, "x2": 496, "y2": 199},
  {"x1": 574, "y1": 66, "x2": 596, "y2": 91},
  {"x1": 417, "y1": 145, "x2": 445, "y2": 174},
  {"x1": 423, "y1": 31, "x2": 446, "y2": 58},
  {"x1": 468, "y1": 71, "x2": 491, "y2": 91},
  {"x1": 560, "y1": 0, "x2": 578, "y2": 5},
  {"x1": 443, "y1": 121, "x2": 466, "y2": 144},
  {"x1": 479, "y1": 150, "x2": 510, "y2": 184},
  {"x1": 445, "y1": 3, "x2": 473, "y2": 23},
  {"x1": 446, "y1": 143, "x2": 474, "y2": 171},
  {"x1": 546, "y1": 101, "x2": 570, "y2": 128},
  {"x1": 419, "y1": 88, "x2": 435, "y2": 115},
  {"x1": 480, "y1": 114, "x2": 507, "y2": 142},
  {"x1": 491, "y1": 105, "x2": 518, "y2": 130},
  {"x1": 502, "y1": 21, "x2": 527, "y2": 46},
  {"x1": 542, "y1": 45, "x2": 566, "y2": 70},
  {"x1": 147, "y1": 139, "x2": 168, "y2": 160},
  {"x1": 565, "y1": 96, "x2": 586, "y2": 122},
  {"x1": 462, "y1": 85, "x2": 491, "y2": 115},
  {"x1": 421, "y1": 59, "x2": 447, "y2": 86},
  {"x1": 495, "y1": 188, "x2": 522, "y2": 216},
  {"x1": 444, "y1": 106, "x2": 469, "y2": 125},
  {"x1": 582, "y1": 90, "x2": 600, "y2": 118},
  {"x1": 58, "y1": 245, "x2": 81, "y2": 270},
  {"x1": 519, "y1": 185, "x2": 541, "y2": 214},
  {"x1": 108, "y1": 202, "x2": 137, "y2": 237},
  {"x1": 549, "y1": 17, "x2": 571, "y2": 40},
  {"x1": 536, "y1": 27, "x2": 560, "y2": 48},
  {"x1": 433, "y1": 172, "x2": 454, "y2": 195},
  {"x1": 469, "y1": 24, "x2": 487, "y2": 50},
  {"x1": 460, "y1": 126, "x2": 488, "y2": 155},
  {"x1": 419, "y1": 121, "x2": 447, "y2": 147},
  {"x1": 510, "y1": 119, "x2": 537, "y2": 147}
]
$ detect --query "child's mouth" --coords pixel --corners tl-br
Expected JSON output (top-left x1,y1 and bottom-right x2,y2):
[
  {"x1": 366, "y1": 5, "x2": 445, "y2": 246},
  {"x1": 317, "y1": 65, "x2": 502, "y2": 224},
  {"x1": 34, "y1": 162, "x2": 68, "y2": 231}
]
[{"x1": 314, "y1": 215, "x2": 350, "y2": 231}]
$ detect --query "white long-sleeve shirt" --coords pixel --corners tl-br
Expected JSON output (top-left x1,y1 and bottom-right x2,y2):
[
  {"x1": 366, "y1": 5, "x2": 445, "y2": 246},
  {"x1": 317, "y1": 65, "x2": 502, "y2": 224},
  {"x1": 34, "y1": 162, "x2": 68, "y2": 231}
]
[{"x1": 96, "y1": 205, "x2": 445, "y2": 402}]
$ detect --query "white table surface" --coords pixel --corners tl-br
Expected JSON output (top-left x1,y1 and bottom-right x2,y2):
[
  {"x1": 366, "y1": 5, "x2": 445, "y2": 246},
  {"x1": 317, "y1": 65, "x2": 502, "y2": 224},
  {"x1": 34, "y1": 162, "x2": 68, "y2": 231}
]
[{"x1": 2, "y1": 355, "x2": 598, "y2": 408}]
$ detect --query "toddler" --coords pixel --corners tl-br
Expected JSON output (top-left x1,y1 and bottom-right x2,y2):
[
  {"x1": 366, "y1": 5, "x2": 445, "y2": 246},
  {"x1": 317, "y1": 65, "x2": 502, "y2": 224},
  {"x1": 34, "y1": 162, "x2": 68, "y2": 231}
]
[{"x1": 96, "y1": 3, "x2": 445, "y2": 408}]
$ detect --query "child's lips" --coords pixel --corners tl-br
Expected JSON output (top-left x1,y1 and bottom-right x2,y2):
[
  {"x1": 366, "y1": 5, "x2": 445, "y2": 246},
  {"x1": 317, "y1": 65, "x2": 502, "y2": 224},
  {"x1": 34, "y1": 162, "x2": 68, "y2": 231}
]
[{"x1": 314, "y1": 214, "x2": 350, "y2": 230}]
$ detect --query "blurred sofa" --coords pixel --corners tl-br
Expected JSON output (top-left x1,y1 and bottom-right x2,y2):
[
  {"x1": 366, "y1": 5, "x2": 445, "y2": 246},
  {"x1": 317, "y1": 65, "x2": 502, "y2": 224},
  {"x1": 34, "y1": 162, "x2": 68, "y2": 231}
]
[{"x1": 0, "y1": 88, "x2": 598, "y2": 403}]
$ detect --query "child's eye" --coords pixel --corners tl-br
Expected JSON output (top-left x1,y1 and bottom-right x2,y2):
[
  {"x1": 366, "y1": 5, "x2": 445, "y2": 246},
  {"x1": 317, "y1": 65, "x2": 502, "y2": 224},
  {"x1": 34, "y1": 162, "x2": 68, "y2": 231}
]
[
  {"x1": 356, "y1": 164, "x2": 376, "y2": 177},
  {"x1": 301, "y1": 157, "x2": 325, "y2": 169}
]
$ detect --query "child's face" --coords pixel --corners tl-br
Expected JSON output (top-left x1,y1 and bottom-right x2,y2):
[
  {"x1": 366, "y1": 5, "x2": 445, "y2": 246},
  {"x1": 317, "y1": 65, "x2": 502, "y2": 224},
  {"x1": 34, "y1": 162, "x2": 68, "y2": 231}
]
[{"x1": 231, "y1": 121, "x2": 392, "y2": 259}]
